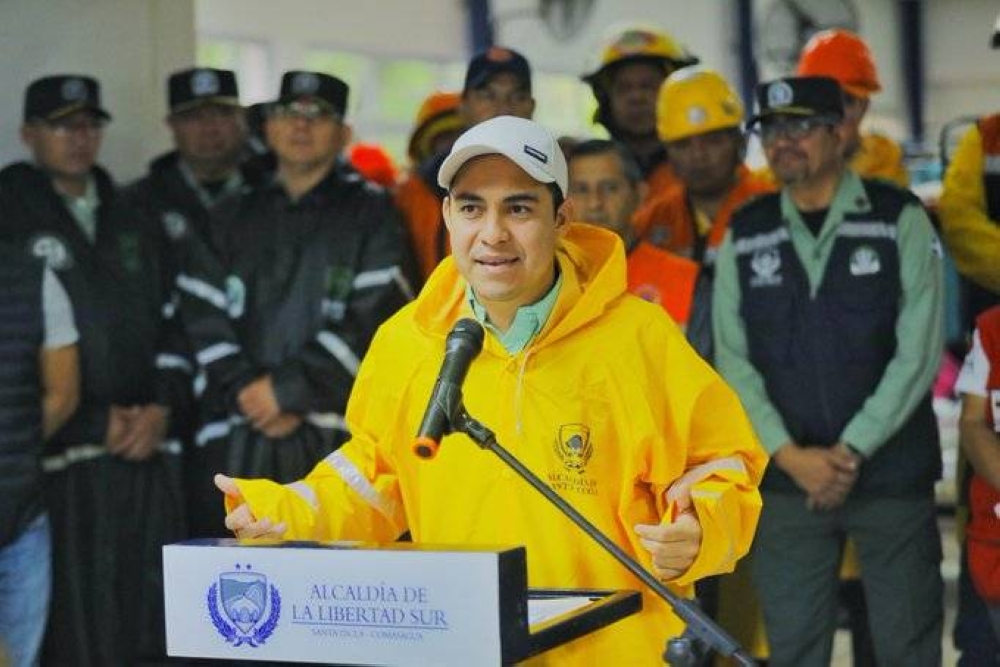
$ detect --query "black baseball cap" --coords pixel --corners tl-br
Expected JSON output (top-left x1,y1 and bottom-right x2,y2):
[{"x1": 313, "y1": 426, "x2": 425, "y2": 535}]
[
  {"x1": 168, "y1": 68, "x2": 240, "y2": 115},
  {"x1": 276, "y1": 71, "x2": 349, "y2": 117},
  {"x1": 463, "y1": 47, "x2": 532, "y2": 94},
  {"x1": 24, "y1": 75, "x2": 111, "y2": 123},
  {"x1": 747, "y1": 76, "x2": 844, "y2": 127}
]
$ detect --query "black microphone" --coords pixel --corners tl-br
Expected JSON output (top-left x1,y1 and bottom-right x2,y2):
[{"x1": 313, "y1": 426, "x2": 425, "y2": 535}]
[{"x1": 413, "y1": 318, "x2": 485, "y2": 459}]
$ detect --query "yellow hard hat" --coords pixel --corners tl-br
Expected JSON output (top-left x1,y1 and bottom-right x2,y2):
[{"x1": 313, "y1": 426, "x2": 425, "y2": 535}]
[
  {"x1": 582, "y1": 26, "x2": 698, "y2": 85},
  {"x1": 657, "y1": 67, "x2": 744, "y2": 142}
]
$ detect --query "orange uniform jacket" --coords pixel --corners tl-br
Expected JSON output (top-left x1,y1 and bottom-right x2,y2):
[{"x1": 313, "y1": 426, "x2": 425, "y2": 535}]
[
  {"x1": 633, "y1": 165, "x2": 773, "y2": 263},
  {"x1": 627, "y1": 240, "x2": 699, "y2": 327},
  {"x1": 395, "y1": 173, "x2": 448, "y2": 283},
  {"x1": 644, "y1": 159, "x2": 683, "y2": 203}
]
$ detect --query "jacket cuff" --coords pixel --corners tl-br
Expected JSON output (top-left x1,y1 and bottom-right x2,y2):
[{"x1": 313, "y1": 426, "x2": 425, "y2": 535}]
[
  {"x1": 668, "y1": 478, "x2": 761, "y2": 588},
  {"x1": 227, "y1": 477, "x2": 318, "y2": 539}
]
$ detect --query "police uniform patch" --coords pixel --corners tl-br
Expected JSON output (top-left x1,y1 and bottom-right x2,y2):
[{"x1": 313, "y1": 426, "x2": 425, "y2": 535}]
[
  {"x1": 61, "y1": 77, "x2": 87, "y2": 102},
  {"x1": 849, "y1": 245, "x2": 881, "y2": 276},
  {"x1": 191, "y1": 69, "x2": 220, "y2": 96},
  {"x1": 749, "y1": 247, "x2": 782, "y2": 287},
  {"x1": 767, "y1": 81, "x2": 794, "y2": 108},
  {"x1": 29, "y1": 234, "x2": 73, "y2": 271},
  {"x1": 162, "y1": 210, "x2": 189, "y2": 240},
  {"x1": 291, "y1": 72, "x2": 320, "y2": 95}
]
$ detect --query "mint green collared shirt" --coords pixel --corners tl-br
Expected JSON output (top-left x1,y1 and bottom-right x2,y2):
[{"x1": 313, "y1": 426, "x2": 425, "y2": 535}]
[
  {"x1": 59, "y1": 175, "x2": 99, "y2": 243},
  {"x1": 467, "y1": 272, "x2": 563, "y2": 354},
  {"x1": 713, "y1": 170, "x2": 944, "y2": 457}
]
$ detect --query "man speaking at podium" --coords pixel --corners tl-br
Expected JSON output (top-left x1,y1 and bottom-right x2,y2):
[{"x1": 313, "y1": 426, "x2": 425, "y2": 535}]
[{"x1": 216, "y1": 115, "x2": 766, "y2": 664}]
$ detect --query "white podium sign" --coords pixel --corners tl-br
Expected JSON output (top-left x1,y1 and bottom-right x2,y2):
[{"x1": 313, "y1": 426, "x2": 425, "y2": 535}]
[{"x1": 163, "y1": 540, "x2": 521, "y2": 666}]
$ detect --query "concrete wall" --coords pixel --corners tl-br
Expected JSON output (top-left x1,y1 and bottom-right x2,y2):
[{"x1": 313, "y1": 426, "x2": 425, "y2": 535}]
[{"x1": 0, "y1": 0, "x2": 195, "y2": 181}]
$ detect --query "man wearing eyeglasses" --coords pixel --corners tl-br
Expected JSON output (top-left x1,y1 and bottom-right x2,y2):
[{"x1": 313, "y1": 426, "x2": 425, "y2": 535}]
[
  {"x1": 712, "y1": 76, "x2": 945, "y2": 666},
  {"x1": 0, "y1": 75, "x2": 189, "y2": 665},
  {"x1": 168, "y1": 70, "x2": 415, "y2": 540}
]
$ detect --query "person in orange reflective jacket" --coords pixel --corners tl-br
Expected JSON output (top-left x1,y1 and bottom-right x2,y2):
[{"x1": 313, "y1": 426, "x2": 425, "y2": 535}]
[
  {"x1": 217, "y1": 116, "x2": 766, "y2": 665},
  {"x1": 567, "y1": 138, "x2": 698, "y2": 328},
  {"x1": 634, "y1": 68, "x2": 773, "y2": 267},
  {"x1": 395, "y1": 91, "x2": 464, "y2": 283}
]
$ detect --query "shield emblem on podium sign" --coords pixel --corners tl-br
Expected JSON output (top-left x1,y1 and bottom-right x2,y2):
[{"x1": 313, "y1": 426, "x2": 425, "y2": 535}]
[{"x1": 220, "y1": 570, "x2": 267, "y2": 634}]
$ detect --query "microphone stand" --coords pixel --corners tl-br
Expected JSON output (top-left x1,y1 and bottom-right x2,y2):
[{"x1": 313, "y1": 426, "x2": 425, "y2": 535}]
[{"x1": 450, "y1": 409, "x2": 756, "y2": 667}]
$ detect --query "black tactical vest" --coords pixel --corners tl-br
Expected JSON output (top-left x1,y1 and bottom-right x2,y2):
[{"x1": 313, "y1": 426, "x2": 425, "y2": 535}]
[
  {"x1": 731, "y1": 181, "x2": 940, "y2": 495},
  {"x1": 0, "y1": 245, "x2": 46, "y2": 546}
]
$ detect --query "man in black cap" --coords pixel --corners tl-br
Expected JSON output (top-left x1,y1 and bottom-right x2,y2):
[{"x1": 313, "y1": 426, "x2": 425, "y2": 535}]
[
  {"x1": 712, "y1": 75, "x2": 945, "y2": 666},
  {"x1": 0, "y1": 74, "x2": 189, "y2": 665},
  {"x1": 127, "y1": 67, "x2": 263, "y2": 243},
  {"x1": 125, "y1": 68, "x2": 271, "y2": 544},
  {"x1": 395, "y1": 46, "x2": 536, "y2": 291},
  {"x1": 460, "y1": 46, "x2": 535, "y2": 126},
  {"x1": 169, "y1": 70, "x2": 415, "y2": 538}
]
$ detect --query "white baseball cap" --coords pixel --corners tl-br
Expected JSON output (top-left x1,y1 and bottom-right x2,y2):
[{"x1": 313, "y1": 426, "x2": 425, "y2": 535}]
[{"x1": 437, "y1": 115, "x2": 567, "y2": 197}]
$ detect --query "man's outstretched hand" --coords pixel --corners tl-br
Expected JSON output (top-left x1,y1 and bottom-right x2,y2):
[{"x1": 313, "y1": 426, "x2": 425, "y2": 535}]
[
  {"x1": 635, "y1": 493, "x2": 702, "y2": 581},
  {"x1": 215, "y1": 474, "x2": 287, "y2": 540}
]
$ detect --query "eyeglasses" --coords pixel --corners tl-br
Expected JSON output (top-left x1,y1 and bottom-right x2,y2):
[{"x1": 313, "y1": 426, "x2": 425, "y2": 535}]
[
  {"x1": 40, "y1": 118, "x2": 105, "y2": 136},
  {"x1": 756, "y1": 116, "x2": 835, "y2": 145},
  {"x1": 270, "y1": 100, "x2": 339, "y2": 121}
]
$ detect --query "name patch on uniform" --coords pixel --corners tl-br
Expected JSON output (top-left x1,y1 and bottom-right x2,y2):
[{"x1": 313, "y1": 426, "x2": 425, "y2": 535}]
[
  {"x1": 837, "y1": 221, "x2": 896, "y2": 241},
  {"x1": 733, "y1": 227, "x2": 790, "y2": 256}
]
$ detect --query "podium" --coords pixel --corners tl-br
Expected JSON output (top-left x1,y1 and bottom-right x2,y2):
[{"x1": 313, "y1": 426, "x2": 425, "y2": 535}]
[{"x1": 163, "y1": 539, "x2": 641, "y2": 665}]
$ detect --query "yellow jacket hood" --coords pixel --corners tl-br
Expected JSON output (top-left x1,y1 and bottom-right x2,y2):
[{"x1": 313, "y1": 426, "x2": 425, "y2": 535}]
[{"x1": 412, "y1": 222, "x2": 628, "y2": 349}]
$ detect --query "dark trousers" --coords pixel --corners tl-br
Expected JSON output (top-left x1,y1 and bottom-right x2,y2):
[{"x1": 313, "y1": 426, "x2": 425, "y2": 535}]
[
  {"x1": 751, "y1": 491, "x2": 943, "y2": 667},
  {"x1": 955, "y1": 543, "x2": 1000, "y2": 665}
]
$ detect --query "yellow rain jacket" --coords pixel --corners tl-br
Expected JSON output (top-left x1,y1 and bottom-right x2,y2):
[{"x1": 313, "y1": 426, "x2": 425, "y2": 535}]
[
  {"x1": 228, "y1": 223, "x2": 766, "y2": 665},
  {"x1": 939, "y1": 121, "x2": 1000, "y2": 294}
]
